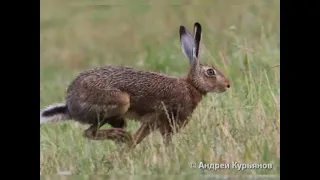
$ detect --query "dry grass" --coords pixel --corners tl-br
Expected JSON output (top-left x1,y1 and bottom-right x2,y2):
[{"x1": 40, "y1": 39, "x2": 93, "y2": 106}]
[{"x1": 40, "y1": 0, "x2": 280, "y2": 177}]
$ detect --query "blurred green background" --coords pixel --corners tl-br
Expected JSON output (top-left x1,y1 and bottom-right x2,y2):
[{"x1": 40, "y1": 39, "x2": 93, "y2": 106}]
[{"x1": 40, "y1": 0, "x2": 280, "y2": 177}]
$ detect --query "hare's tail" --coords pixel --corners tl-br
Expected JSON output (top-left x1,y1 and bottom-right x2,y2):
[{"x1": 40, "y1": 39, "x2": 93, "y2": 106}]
[{"x1": 40, "y1": 103, "x2": 71, "y2": 124}]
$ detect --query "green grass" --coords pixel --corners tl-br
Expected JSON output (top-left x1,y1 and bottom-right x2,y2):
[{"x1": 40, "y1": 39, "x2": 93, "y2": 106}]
[{"x1": 40, "y1": 0, "x2": 280, "y2": 177}]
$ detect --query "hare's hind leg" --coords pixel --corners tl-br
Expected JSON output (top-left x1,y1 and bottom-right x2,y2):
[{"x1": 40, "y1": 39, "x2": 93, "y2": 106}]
[
  {"x1": 84, "y1": 120, "x2": 132, "y2": 142},
  {"x1": 90, "y1": 114, "x2": 159, "y2": 148},
  {"x1": 107, "y1": 116, "x2": 128, "y2": 128},
  {"x1": 83, "y1": 90, "x2": 131, "y2": 141}
]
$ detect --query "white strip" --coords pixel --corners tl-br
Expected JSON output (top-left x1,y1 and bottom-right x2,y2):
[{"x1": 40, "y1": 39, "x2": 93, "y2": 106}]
[{"x1": 40, "y1": 103, "x2": 66, "y2": 124}]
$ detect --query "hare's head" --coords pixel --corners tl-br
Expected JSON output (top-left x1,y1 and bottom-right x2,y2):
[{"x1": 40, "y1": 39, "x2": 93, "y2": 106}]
[{"x1": 180, "y1": 22, "x2": 230, "y2": 94}]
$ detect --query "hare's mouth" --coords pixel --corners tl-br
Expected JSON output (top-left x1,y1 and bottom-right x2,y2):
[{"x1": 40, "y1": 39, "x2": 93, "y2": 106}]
[{"x1": 216, "y1": 88, "x2": 228, "y2": 93}]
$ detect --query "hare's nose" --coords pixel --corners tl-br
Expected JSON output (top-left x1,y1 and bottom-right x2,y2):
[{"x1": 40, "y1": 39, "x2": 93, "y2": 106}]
[{"x1": 225, "y1": 79, "x2": 231, "y2": 88}]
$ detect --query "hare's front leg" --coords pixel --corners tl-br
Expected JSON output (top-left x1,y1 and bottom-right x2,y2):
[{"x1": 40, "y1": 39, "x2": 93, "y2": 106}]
[
  {"x1": 125, "y1": 114, "x2": 160, "y2": 148},
  {"x1": 159, "y1": 122, "x2": 173, "y2": 146},
  {"x1": 159, "y1": 117, "x2": 190, "y2": 146},
  {"x1": 131, "y1": 123, "x2": 155, "y2": 146}
]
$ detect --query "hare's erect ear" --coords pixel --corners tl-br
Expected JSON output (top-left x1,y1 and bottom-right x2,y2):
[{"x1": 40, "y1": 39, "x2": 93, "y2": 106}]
[
  {"x1": 179, "y1": 26, "x2": 198, "y2": 66},
  {"x1": 193, "y1": 22, "x2": 202, "y2": 58}
]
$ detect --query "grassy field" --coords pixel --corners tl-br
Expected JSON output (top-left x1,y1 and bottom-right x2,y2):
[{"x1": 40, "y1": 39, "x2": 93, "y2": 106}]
[{"x1": 40, "y1": 0, "x2": 280, "y2": 177}]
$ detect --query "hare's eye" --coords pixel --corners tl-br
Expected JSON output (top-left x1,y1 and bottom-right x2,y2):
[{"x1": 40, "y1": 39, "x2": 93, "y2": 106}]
[{"x1": 206, "y1": 68, "x2": 216, "y2": 76}]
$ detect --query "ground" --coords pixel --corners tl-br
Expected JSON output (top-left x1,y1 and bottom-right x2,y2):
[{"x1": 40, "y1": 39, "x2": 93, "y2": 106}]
[{"x1": 40, "y1": 0, "x2": 280, "y2": 177}]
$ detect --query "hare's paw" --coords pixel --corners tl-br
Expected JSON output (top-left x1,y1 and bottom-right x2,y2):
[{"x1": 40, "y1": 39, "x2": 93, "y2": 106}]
[
  {"x1": 107, "y1": 128, "x2": 133, "y2": 144},
  {"x1": 89, "y1": 128, "x2": 133, "y2": 144}
]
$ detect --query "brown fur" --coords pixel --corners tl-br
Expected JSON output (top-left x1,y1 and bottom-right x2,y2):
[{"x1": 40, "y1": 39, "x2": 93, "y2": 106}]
[
  {"x1": 66, "y1": 63, "x2": 230, "y2": 146},
  {"x1": 41, "y1": 22, "x2": 231, "y2": 148}
]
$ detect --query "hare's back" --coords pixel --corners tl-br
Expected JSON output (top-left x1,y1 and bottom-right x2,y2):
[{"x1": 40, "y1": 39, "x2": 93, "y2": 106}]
[
  {"x1": 101, "y1": 66, "x2": 184, "y2": 96},
  {"x1": 66, "y1": 65, "x2": 196, "y2": 122},
  {"x1": 67, "y1": 65, "x2": 182, "y2": 97}
]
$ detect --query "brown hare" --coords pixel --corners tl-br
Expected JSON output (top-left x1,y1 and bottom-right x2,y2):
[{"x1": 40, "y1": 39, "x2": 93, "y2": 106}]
[{"x1": 40, "y1": 22, "x2": 231, "y2": 147}]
